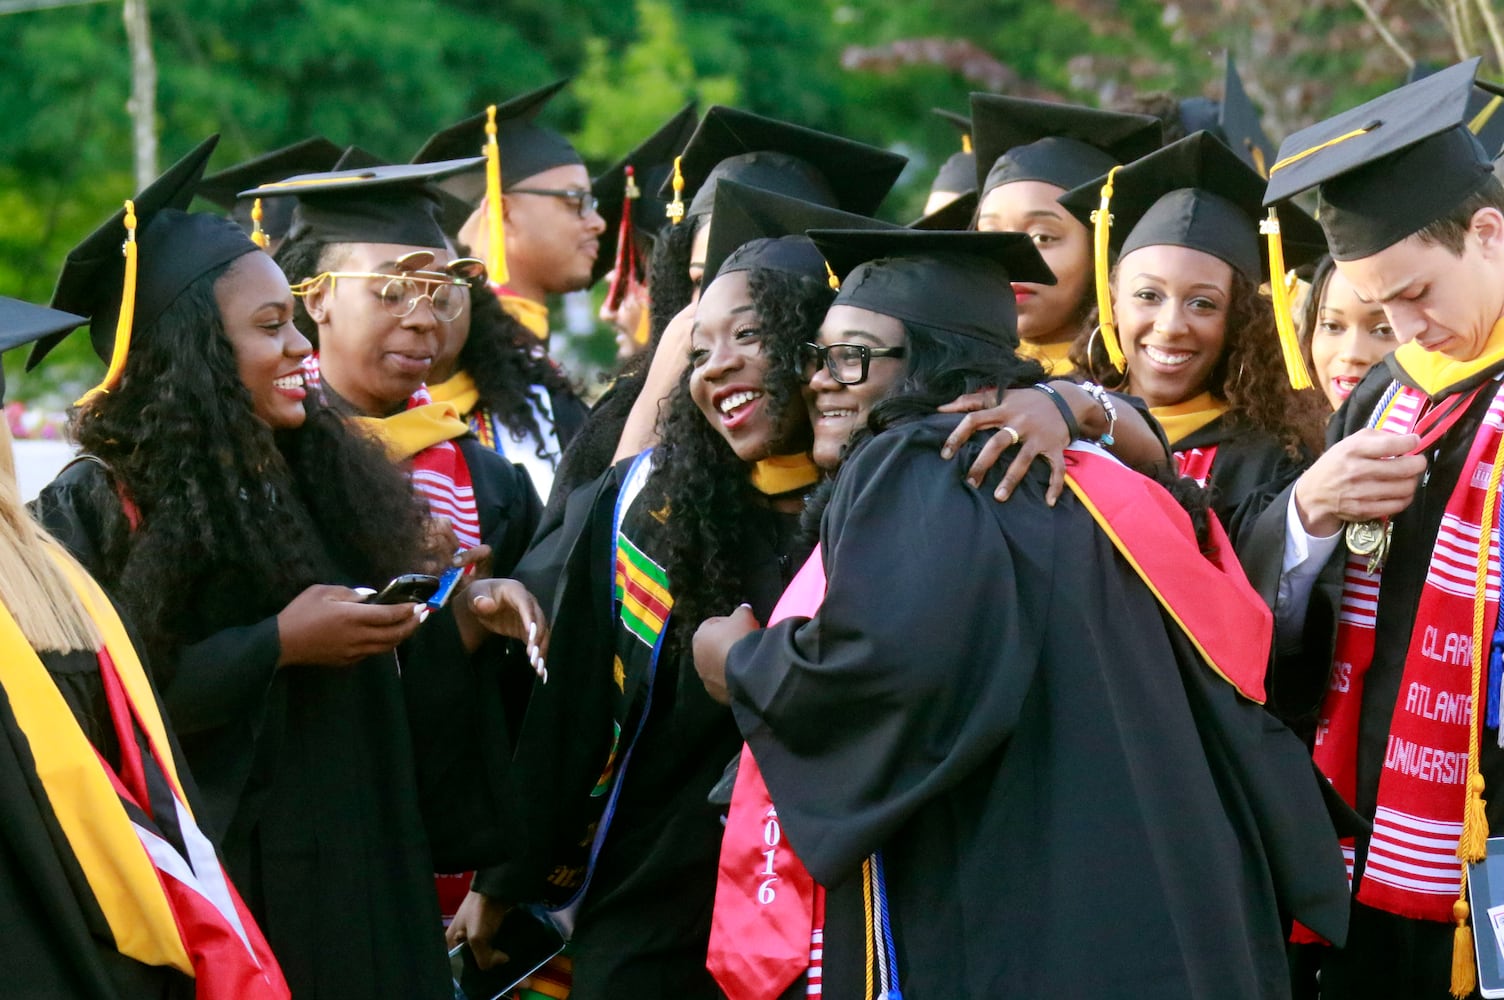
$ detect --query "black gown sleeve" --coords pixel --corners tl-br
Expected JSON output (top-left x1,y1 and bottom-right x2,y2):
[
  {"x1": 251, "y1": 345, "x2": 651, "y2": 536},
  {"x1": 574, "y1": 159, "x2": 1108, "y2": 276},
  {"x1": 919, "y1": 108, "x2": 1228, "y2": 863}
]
[
  {"x1": 725, "y1": 422, "x2": 1052, "y2": 884},
  {"x1": 462, "y1": 437, "x2": 544, "y2": 575}
]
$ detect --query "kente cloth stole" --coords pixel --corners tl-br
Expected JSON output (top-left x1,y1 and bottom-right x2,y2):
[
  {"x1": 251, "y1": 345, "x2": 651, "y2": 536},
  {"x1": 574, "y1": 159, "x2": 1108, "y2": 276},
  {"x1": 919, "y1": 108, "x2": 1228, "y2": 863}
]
[
  {"x1": 536, "y1": 450, "x2": 667, "y2": 911},
  {"x1": 0, "y1": 547, "x2": 289, "y2": 998},
  {"x1": 1312, "y1": 379, "x2": 1504, "y2": 923}
]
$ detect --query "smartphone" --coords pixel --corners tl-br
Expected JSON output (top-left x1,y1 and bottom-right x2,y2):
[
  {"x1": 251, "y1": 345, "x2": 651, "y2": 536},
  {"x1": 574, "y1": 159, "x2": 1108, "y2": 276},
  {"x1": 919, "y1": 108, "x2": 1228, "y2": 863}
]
[
  {"x1": 363, "y1": 573, "x2": 441, "y2": 605},
  {"x1": 449, "y1": 908, "x2": 566, "y2": 1000}
]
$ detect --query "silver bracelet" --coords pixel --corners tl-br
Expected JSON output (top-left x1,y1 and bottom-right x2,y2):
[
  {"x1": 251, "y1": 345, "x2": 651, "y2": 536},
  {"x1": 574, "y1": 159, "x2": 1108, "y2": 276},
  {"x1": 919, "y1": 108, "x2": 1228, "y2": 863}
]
[{"x1": 1080, "y1": 381, "x2": 1118, "y2": 447}]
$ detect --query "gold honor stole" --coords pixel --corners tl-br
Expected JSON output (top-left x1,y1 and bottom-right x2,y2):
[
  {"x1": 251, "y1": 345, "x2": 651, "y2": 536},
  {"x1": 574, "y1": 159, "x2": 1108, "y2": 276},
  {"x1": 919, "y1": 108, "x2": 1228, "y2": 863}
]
[
  {"x1": 10, "y1": 552, "x2": 291, "y2": 997},
  {"x1": 1016, "y1": 339, "x2": 1077, "y2": 377},
  {"x1": 1151, "y1": 391, "x2": 1230, "y2": 450},
  {"x1": 1062, "y1": 444, "x2": 1270, "y2": 702},
  {"x1": 495, "y1": 286, "x2": 551, "y2": 340}
]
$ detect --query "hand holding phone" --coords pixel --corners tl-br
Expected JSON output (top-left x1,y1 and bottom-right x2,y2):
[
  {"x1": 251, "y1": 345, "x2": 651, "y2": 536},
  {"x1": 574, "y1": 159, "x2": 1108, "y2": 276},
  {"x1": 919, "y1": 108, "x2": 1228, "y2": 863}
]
[{"x1": 363, "y1": 573, "x2": 441, "y2": 605}]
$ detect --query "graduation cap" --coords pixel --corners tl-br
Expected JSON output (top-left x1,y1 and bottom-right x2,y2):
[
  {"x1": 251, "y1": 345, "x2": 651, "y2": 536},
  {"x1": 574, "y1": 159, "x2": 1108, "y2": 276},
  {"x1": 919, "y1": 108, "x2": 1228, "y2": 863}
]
[
  {"x1": 1264, "y1": 58, "x2": 1495, "y2": 261},
  {"x1": 929, "y1": 108, "x2": 977, "y2": 197},
  {"x1": 808, "y1": 228, "x2": 1054, "y2": 350},
  {"x1": 702, "y1": 179, "x2": 899, "y2": 285},
  {"x1": 32, "y1": 135, "x2": 262, "y2": 407},
  {"x1": 909, "y1": 189, "x2": 978, "y2": 231},
  {"x1": 1407, "y1": 61, "x2": 1504, "y2": 158},
  {"x1": 411, "y1": 78, "x2": 580, "y2": 204},
  {"x1": 660, "y1": 106, "x2": 907, "y2": 225},
  {"x1": 0, "y1": 298, "x2": 85, "y2": 404},
  {"x1": 1218, "y1": 54, "x2": 1277, "y2": 177},
  {"x1": 971, "y1": 94, "x2": 1162, "y2": 198},
  {"x1": 1061, "y1": 130, "x2": 1325, "y2": 386},
  {"x1": 196, "y1": 136, "x2": 344, "y2": 245},
  {"x1": 594, "y1": 102, "x2": 700, "y2": 296},
  {"x1": 241, "y1": 154, "x2": 485, "y2": 252}
]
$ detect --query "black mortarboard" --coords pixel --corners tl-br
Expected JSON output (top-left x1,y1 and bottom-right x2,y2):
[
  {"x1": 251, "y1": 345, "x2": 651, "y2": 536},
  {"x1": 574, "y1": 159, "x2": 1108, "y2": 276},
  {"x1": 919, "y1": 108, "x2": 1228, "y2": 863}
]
[
  {"x1": 1264, "y1": 58, "x2": 1495, "y2": 260},
  {"x1": 809, "y1": 229, "x2": 1054, "y2": 349},
  {"x1": 1408, "y1": 61, "x2": 1504, "y2": 158},
  {"x1": 971, "y1": 94, "x2": 1162, "y2": 198},
  {"x1": 929, "y1": 108, "x2": 977, "y2": 197},
  {"x1": 0, "y1": 298, "x2": 85, "y2": 403},
  {"x1": 196, "y1": 136, "x2": 344, "y2": 241},
  {"x1": 1060, "y1": 130, "x2": 1325, "y2": 280},
  {"x1": 661, "y1": 106, "x2": 907, "y2": 222},
  {"x1": 909, "y1": 189, "x2": 978, "y2": 231},
  {"x1": 1064, "y1": 131, "x2": 1324, "y2": 386},
  {"x1": 703, "y1": 179, "x2": 898, "y2": 283},
  {"x1": 411, "y1": 79, "x2": 580, "y2": 204},
  {"x1": 1218, "y1": 54, "x2": 1277, "y2": 176},
  {"x1": 242, "y1": 155, "x2": 485, "y2": 249},
  {"x1": 33, "y1": 135, "x2": 261, "y2": 398},
  {"x1": 318, "y1": 145, "x2": 475, "y2": 241},
  {"x1": 593, "y1": 103, "x2": 700, "y2": 286}
]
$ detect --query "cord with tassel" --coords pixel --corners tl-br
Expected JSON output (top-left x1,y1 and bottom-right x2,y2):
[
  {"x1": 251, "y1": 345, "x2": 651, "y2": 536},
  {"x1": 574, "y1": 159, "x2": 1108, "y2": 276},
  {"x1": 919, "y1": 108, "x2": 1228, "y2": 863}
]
[
  {"x1": 249, "y1": 198, "x2": 268, "y2": 249},
  {"x1": 1089, "y1": 166, "x2": 1126, "y2": 372},
  {"x1": 76, "y1": 200, "x2": 138, "y2": 407},
  {"x1": 1260, "y1": 209, "x2": 1314, "y2": 391},
  {"x1": 484, "y1": 104, "x2": 509, "y2": 287},
  {"x1": 1454, "y1": 431, "x2": 1504, "y2": 996}
]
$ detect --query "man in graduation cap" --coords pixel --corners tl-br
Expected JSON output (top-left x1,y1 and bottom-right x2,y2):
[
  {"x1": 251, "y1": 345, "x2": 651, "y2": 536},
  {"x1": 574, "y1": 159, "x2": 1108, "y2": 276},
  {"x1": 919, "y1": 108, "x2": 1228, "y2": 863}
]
[
  {"x1": 692, "y1": 227, "x2": 1349, "y2": 1000},
  {"x1": 1245, "y1": 57, "x2": 1504, "y2": 999},
  {"x1": 412, "y1": 79, "x2": 605, "y2": 344}
]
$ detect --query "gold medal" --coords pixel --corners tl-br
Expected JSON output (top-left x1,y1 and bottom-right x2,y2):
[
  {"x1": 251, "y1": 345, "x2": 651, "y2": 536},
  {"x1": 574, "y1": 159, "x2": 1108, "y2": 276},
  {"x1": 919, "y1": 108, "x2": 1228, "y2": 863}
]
[{"x1": 1346, "y1": 519, "x2": 1392, "y2": 574}]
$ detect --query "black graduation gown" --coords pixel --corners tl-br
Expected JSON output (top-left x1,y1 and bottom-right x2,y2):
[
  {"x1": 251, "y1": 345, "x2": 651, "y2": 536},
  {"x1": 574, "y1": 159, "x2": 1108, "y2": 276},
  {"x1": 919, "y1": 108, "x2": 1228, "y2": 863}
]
[
  {"x1": 32, "y1": 451, "x2": 541, "y2": 1000},
  {"x1": 0, "y1": 639, "x2": 196, "y2": 999},
  {"x1": 548, "y1": 385, "x2": 589, "y2": 451},
  {"x1": 1239, "y1": 359, "x2": 1504, "y2": 1000},
  {"x1": 1173, "y1": 413, "x2": 1311, "y2": 540},
  {"x1": 728, "y1": 415, "x2": 1350, "y2": 1000},
  {"x1": 473, "y1": 456, "x2": 809, "y2": 999}
]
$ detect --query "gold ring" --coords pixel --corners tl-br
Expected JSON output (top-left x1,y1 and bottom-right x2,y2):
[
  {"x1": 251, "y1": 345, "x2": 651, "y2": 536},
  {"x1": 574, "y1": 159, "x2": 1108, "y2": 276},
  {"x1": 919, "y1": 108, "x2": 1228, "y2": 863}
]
[{"x1": 1002, "y1": 425, "x2": 1021, "y2": 447}]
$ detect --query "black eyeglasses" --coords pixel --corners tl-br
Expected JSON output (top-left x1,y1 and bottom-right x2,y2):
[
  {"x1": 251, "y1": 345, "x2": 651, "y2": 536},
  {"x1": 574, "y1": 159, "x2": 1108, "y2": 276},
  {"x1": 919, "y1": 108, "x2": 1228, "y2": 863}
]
[
  {"x1": 799, "y1": 342, "x2": 907, "y2": 386},
  {"x1": 508, "y1": 187, "x2": 599, "y2": 219}
]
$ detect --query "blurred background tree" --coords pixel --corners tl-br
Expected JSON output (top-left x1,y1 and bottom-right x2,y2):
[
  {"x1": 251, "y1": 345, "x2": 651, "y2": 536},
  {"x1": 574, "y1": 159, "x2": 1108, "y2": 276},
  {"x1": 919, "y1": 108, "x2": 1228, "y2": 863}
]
[{"x1": 2, "y1": 0, "x2": 1498, "y2": 400}]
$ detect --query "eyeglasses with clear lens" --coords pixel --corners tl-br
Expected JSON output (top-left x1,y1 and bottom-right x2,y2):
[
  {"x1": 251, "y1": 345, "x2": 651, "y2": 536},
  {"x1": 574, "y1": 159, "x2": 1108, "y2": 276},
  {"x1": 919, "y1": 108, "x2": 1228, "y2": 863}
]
[
  {"x1": 508, "y1": 187, "x2": 600, "y2": 219},
  {"x1": 290, "y1": 270, "x2": 471, "y2": 322},
  {"x1": 799, "y1": 342, "x2": 908, "y2": 386}
]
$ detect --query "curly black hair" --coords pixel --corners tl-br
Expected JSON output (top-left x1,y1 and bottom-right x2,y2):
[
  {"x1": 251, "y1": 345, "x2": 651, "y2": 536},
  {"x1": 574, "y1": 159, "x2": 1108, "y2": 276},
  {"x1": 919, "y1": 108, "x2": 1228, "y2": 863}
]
[
  {"x1": 458, "y1": 278, "x2": 577, "y2": 462},
  {"x1": 649, "y1": 267, "x2": 832, "y2": 657},
  {"x1": 1070, "y1": 266, "x2": 1327, "y2": 458},
  {"x1": 69, "y1": 254, "x2": 428, "y2": 665},
  {"x1": 647, "y1": 218, "x2": 700, "y2": 343}
]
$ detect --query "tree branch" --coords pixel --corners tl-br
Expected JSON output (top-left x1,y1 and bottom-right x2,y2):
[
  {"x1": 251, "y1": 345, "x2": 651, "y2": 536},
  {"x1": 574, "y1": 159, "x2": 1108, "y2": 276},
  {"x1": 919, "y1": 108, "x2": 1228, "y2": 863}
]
[{"x1": 1350, "y1": 0, "x2": 1416, "y2": 68}]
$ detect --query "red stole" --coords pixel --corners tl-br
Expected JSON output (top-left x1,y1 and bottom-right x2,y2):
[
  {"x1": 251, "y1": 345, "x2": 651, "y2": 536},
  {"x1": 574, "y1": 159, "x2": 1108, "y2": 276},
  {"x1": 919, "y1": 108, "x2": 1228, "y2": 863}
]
[
  {"x1": 1310, "y1": 382, "x2": 1504, "y2": 924},
  {"x1": 707, "y1": 548, "x2": 828, "y2": 1000}
]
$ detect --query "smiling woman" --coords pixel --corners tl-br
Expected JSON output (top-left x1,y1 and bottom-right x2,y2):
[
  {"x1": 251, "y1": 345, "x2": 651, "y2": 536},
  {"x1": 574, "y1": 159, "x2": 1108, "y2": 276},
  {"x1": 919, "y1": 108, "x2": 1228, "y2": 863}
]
[
  {"x1": 1062, "y1": 131, "x2": 1329, "y2": 534},
  {"x1": 31, "y1": 139, "x2": 545, "y2": 1000}
]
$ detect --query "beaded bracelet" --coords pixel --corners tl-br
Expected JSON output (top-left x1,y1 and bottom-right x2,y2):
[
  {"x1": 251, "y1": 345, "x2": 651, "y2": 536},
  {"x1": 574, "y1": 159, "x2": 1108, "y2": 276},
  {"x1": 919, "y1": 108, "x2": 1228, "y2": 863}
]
[
  {"x1": 1029, "y1": 383, "x2": 1081, "y2": 442},
  {"x1": 1079, "y1": 381, "x2": 1118, "y2": 447}
]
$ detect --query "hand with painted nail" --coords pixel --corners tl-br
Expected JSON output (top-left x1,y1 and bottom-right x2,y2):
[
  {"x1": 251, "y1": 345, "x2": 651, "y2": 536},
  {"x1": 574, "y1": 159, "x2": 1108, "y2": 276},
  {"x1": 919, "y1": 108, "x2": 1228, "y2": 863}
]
[
  {"x1": 274, "y1": 584, "x2": 425, "y2": 667},
  {"x1": 692, "y1": 605, "x2": 760, "y2": 706},
  {"x1": 459, "y1": 578, "x2": 551, "y2": 673},
  {"x1": 937, "y1": 385, "x2": 1069, "y2": 505}
]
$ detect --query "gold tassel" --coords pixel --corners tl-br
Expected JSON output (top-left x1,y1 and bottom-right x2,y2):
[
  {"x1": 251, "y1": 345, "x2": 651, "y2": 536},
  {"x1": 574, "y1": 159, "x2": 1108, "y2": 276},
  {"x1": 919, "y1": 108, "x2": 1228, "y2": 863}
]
[
  {"x1": 484, "y1": 104, "x2": 509, "y2": 287},
  {"x1": 1453, "y1": 898, "x2": 1478, "y2": 998},
  {"x1": 960, "y1": 133, "x2": 972, "y2": 154},
  {"x1": 666, "y1": 155, "x2": 685, "y2": 225},
  {"x1": 76, "y1": 200, "x2": 138, "y2": 407},
  {"x1": 1261, "y1": 209, "x2": 1313, "y2": 390},
  {"x1": 824, "y1": 260, "x2": 840, "y2": 291},
  {"x1": 249, "y1": 198, "x2": 268, "y2": 249},
  {"x1": 1463, "y1": 773, "x2": 1490, "y2": 862},
  {"x1": 1089, "y1": 166, "x2": 1126, "y2": 372}
]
